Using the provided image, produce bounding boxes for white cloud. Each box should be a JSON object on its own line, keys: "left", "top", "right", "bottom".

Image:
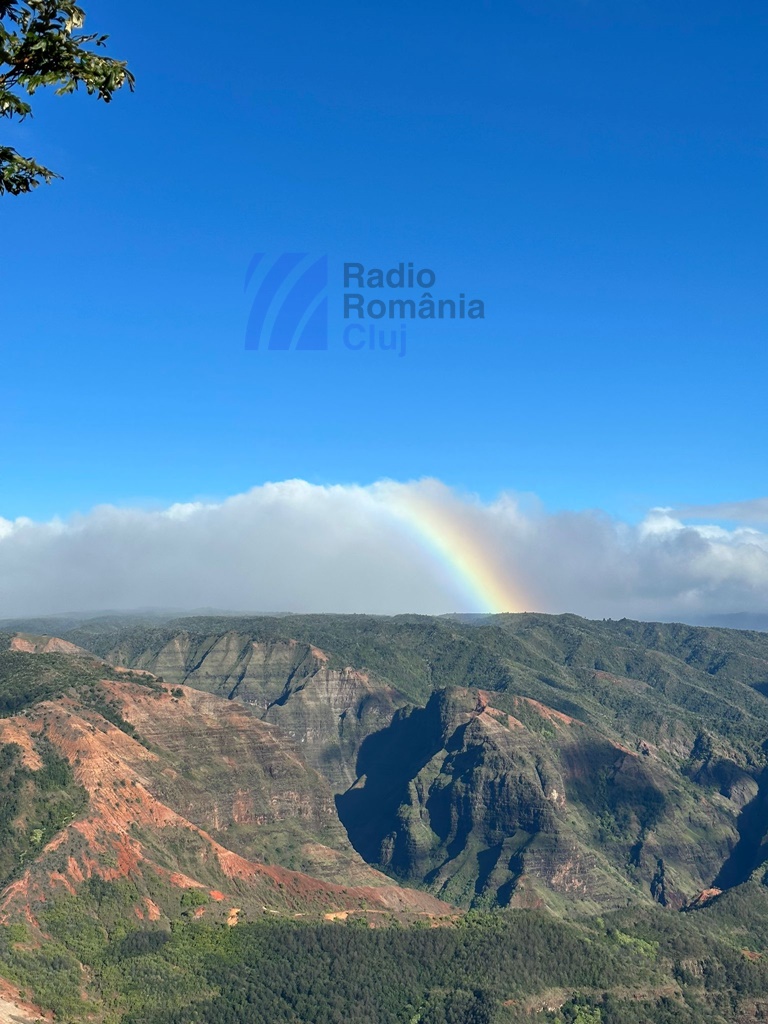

{"left": 673, "top": 499, "right": 768, "bottom": 524}
{"left": 1, "top": 480, "right": 768, "bottom": 621}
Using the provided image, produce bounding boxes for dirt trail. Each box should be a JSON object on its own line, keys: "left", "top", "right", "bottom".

{"left": 0, "top": 982, "right": 47, "bottom": 1024}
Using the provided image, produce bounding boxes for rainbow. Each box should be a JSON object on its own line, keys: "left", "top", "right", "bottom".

{"left": 389, "top": 489, "right": 526, "bottom": 614}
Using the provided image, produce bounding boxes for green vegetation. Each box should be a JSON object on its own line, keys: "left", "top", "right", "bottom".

{"left": 0, "top": 649, "right": 103, "bottom": 715}
{"left": 0, "top": 738, "right": 87, "bottom": 885}
{"left": 1, "top": 0, "right": 134, "bottom": 194}
{"left": 4, "top": 883, "right": 768, "bottom": 1023}
{"left": 0, "top": 643, "right": 161, "bottom": 724}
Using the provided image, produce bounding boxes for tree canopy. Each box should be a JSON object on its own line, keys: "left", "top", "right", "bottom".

{"left": 0, "top": 1, "right": 133, "bottom": 195}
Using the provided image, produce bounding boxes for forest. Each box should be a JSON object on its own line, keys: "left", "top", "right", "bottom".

{"left": 3, "top": 885, "right": 768, "bottom": 1023}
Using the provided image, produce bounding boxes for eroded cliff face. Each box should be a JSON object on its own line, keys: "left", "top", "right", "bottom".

{"left": 337, "top": 688, "right": 743, "bottom": 911}
{"left": 105, "top": 633, "right": 403, "bottom": 791}
{"left": 337, "top": 688, "right": 597, "bottom": 909}
{"left": 8, "top": 635, "right": 92, "bottom": 658}
{"left": 55, "top": 619, "right": 768, "bottom": 912}
{"left": 0, "top": 658, "right": 453, "bottom": 931}
{"left": 98, "top": 679, "right": 354, "bottom": 869}
{"left": 264, "top": 665, "right": 399, "bottom": 792}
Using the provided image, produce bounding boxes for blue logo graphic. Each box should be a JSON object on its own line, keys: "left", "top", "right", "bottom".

{"left": 244, "top": 253, "right": 328, "bottom": 350}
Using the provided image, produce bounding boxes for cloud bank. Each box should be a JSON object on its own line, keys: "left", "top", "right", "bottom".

{"left": 1, "top": 479, "right": 767, "bottom": 622}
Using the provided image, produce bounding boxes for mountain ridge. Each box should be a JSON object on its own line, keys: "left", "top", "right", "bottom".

{"left": 15, "top": 612, "right": 768, "bottom": 910}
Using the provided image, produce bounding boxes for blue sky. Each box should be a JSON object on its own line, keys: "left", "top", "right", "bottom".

{"left": 1, "top": 0, "right": 766, "bottom": 525}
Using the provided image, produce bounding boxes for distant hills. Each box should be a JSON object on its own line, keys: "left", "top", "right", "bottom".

{"left": 692, "top": 613, "right": 768, "bottom": 632}
{"left": 4, "top": 607, "right": 767, "bottom": 635}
